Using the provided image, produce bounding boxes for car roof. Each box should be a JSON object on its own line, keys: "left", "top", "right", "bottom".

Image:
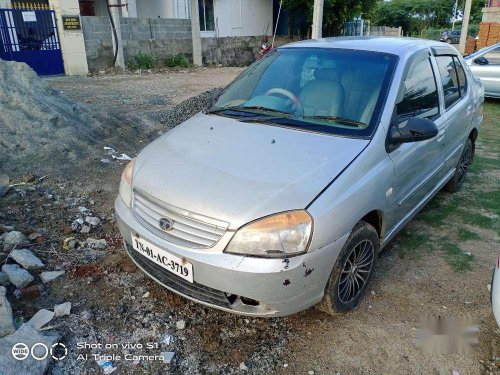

{"left": 281, "top": 36, "right": 449, "bottom": 57}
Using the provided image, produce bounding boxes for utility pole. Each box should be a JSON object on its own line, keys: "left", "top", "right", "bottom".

{"left": 311, "top": 0, "right": 324, "bottom": 39}
{"left": 109, "top": 0, "right": 125, "bottom": 69}
{"left": 458, "top": 0, "right": 473, "bottom": 54}
{"left": 190, "top": 0, "right": 203, "bottom": 66}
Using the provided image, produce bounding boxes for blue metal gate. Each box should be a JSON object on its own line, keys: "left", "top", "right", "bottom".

{"left": 0, "top": 8, "right": 64, "bottom": 75}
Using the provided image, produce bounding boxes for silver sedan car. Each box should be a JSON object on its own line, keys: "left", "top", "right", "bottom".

{"left": 465, "top": 42, "right": 500, "bottom": 98}
{"left": 115, "top": 37, "right": 484, "bottom": 317}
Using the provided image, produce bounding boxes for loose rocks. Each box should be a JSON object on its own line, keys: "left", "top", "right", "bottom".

{"left": 10, "top": 249, "right": 44, "bottom": 270}
{"left": 1, "top": 264, "right": 34, "bottom": 288}
{"left": 0, "top": 286, "right": 15, "bottom": 337}
{"left": 2, "top": 231, "right": 28, "bottom": 252}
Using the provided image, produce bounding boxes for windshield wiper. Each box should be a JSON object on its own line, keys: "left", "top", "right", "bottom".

{"left": 300, "top": 115, "right": 366, "bottom": 128}
{"left": 207, "top": 106, "right": 292, "bottom": 117}
{"left": 231, "top": 106, "right": 292, "bottom": 116}
{"left": 237, "top": 116, "right": 284, "bottom": 124}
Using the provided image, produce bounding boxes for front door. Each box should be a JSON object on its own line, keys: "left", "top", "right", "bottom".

{"left": 387, "top": 51, "right": 446, "bottom": 229}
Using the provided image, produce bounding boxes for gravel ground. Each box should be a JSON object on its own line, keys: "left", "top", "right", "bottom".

{"left": 1, "top": 67, "right": 499, "bottom": 375}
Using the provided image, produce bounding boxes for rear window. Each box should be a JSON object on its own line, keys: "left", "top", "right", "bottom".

{"left": 435, "top": 56, "right": 460, "bottom": 109}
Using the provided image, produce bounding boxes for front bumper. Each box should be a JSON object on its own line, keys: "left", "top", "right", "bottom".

{"left": 114, "top": 196, "right": 348, "bottom": 317}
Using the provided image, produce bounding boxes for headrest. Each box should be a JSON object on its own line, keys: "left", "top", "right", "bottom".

{"left": 314, "top": 68, "right": 340, "bottom": 82}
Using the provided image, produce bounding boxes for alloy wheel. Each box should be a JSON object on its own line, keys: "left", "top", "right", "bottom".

{"left": 338, "top": 239, "right": 375, "bottom": 304}
{"left": 457, "top": 143, "right": 472, "bottom": 186}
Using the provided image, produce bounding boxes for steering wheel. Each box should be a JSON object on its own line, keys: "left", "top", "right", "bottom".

{"left": 265, "top": 88, "right": 304, "bottom": 115}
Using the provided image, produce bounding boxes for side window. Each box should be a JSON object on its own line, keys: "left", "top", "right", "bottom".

{"left": 435, "top": 56, "right": 460, "bottom": 109}
{"left": 396, "top": 58, "right": 439, "bottom": 122}
{"left": 453, "top": 57, "right": 467, "bottom": 97}
{"left": 484, "top": 46, "right": 500, "bottom": 65}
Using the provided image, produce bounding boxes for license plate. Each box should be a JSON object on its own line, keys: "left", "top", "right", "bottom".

{"left": 131, "top": 235, "right": 193, "bottom": 283}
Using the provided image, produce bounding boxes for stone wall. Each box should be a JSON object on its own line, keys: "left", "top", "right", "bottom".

{"left": 202, "top": 36, "right": 300, "bottom": 66}
{"left": 369, "top": 26, "right": 402, "bottom": 37}
{"left": 81, "top": 16, "right": 300, "bottom": 72}
{"left": 81, "top": 17, "right": 114, "bottom": 72}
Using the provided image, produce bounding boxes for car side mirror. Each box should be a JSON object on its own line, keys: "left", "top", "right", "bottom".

{"left": 474, "top": 56, "right": 489, "bottom": 65}
{"left": 388, "top": 117, "right": 438, "bottom": 146}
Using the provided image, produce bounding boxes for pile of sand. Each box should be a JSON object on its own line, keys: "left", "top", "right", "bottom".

{"left": 0, "top": 60, "right": 138, "bottom": 176}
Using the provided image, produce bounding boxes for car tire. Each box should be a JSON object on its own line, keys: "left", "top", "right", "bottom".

{"left": 317, "top": 221, "right": 379, "bottom": 316}
{"left": 444, "top": 138, "right": 473, "bottom": 193}
{"left": 446, "top": 38, "right": 452, "bottom": 44}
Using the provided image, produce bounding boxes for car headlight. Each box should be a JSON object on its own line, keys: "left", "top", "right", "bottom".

{"left": 119, "top": 159, "right": 135, "bottom": 207}
{"left": 225, "top": 210, "right": 313, "bottom": 258}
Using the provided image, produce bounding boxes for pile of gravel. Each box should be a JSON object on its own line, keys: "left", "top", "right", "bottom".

{"left": 0, "top": 60, "right": 138, "bottom": 177}
{"left": 150, "top": 88, "right": 222, "bottom": 128}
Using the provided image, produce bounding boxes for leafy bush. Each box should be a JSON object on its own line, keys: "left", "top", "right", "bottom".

{"left": 165, "top": 54, "right": 190, "bottom": 68}
{"left": 127, "top": 52, "right": 157, "bottom": 70}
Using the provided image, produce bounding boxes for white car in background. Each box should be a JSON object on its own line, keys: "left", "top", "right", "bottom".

{"left": 492, "top": 255, "right": 500, "bottom": 326}
{"left": 464, "top": 43, "right": 500, "bottom": 98}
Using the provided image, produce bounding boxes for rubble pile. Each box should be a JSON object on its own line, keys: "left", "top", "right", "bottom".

{"left": 0, "top": 60, "right": 138, "bottom": 177}
{"left": 150, "top": 88, "right": 222, "bottom": 128}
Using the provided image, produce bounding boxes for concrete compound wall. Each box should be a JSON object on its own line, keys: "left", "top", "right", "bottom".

{"left": 81, "top": 16, "right": 300, "bottom": 72}
{"left": 369, "top": 26, "right": 402, "bottom": 37}
{"left": 482, "top": 7, "right": 500, "bottom": 23}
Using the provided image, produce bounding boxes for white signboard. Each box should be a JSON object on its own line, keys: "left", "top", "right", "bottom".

{"left": 22, "top": 11, "right": 37, "bottom": 22}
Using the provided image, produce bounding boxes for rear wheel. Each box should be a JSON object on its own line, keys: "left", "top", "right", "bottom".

{"left": 444, "top": 138, "right": 473, "bottom": 193}
{"left": 317, "top": 221, "right": 379, "bottom": 316}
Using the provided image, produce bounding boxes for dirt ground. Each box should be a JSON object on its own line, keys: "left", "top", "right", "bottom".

{"left": 47, "top": 67, "right": 243, "bottom": 129}
{"left": 1, "top": 67, "right": 499, "bottom": 374}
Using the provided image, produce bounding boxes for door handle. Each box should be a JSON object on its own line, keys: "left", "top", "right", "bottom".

{"left": 437, "top": 129, "right": 446, "bottom": 142}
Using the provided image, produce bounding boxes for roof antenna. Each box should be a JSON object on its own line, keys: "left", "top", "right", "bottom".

{"left": 272, "top": 0, "right": 283, "bottom": 48}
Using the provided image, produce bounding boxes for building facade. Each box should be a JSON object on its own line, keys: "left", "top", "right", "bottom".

{"left": 80, "top": 0, "right": 272, "bottom": 37}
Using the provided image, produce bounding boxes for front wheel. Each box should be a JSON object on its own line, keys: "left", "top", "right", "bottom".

{"left": 317, "top": 221, "right": 379, "bottom": 316}
{"left": 444, "top": 138, "right": 473, "bottom": 193}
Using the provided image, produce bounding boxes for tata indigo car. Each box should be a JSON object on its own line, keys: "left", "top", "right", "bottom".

{"left": 115, "top": 37, "right": 484, "bottom": 317}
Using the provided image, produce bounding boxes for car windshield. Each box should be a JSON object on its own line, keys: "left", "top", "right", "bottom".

{"left": 210, "top": 47, "right": 397, "bottom": 137}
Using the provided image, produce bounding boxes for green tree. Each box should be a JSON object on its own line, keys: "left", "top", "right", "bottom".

{"left": 282, "top": 0, "right": 379, "bottom": 36}
{"left": 371, "top": 0, "right": 484, "bottom": 36}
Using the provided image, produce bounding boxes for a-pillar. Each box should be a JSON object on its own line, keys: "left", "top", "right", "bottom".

{"left": 49, "top": 0, "right": 89, "bottom": 75}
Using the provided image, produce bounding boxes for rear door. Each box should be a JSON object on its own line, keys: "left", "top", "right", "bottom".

{"left": 387, "top": 49, "right": 446, "bottom": 228}
{"left": 433, "top": 53, "right": 471, "bottom": 172}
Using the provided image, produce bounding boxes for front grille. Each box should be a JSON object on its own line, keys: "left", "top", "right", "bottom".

{"left": 125, "top": 243, "right": 232, "bottom": 309}
{"left": 132, "top": 188, "right": 229, "bottom": 249}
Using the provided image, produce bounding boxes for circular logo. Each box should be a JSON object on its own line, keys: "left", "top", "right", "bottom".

{"left": 31, "top": 343, "right": 49, "bottom": 361}
{"left": 159, "top": 217, "right": 174, "bottom": 231}
{"left": 51, "top": 343, "right": 68, "bottom": 361}
{"left": 12, "top": 343, "right": 30, "bottom": 361}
